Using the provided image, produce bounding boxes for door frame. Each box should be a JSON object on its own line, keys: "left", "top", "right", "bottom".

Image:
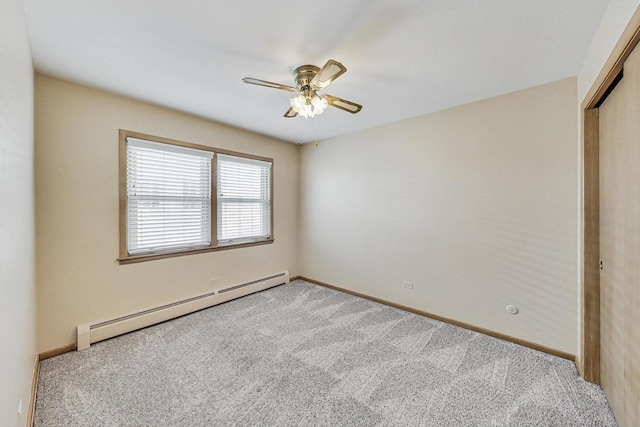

{"left": 580, "top": 5, "right": 640, "bottom": 383}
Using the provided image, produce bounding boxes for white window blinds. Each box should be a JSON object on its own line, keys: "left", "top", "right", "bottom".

{"left": 217, "top": 154, "right": 271, "bottom": 243}
{"left": 126, "top": 138, "right": 213, "bottom": 255}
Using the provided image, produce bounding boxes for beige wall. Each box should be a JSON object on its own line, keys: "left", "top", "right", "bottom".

{"left": 35, "top": 75, "right": 299, "bottom": 352}
{"left": 299, "top": 77, "right": 578, "bottom": 354}
{"left": 0, "top": 0, "right": 36, "bottom": 424}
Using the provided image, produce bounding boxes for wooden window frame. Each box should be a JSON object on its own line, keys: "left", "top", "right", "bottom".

{"left": 118, "top": 129, "right": 274, "bottom": 264}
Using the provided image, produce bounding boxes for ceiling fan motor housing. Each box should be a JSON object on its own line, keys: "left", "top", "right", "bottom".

{"left": 294, "top": 65, "right": 320, "bottom": 89}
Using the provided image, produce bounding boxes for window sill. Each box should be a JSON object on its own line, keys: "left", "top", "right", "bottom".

{"left": 118, "top": 238, "right": 274, "bottom": 265}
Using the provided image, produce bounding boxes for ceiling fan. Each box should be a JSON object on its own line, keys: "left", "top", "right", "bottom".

{"left": 243, "top": 59, "right": 362, "bottom": 118}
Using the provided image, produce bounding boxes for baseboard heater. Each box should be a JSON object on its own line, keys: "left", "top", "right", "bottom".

{"left": 76, "top": 271, "right": 289, "bottom": 351}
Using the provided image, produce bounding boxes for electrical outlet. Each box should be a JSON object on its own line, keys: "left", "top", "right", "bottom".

{"left": 209, "top": 277, "right": 219, "bottom": 286}
{"left": 402, "top": 281, "right": 413, "bottom": 289}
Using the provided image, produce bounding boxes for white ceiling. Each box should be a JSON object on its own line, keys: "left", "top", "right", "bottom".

{"left": 23, "top": 0, "right": 609, "bottom": 144}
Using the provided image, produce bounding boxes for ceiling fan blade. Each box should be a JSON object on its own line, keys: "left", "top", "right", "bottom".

{"left": 310, "top": 59, "right": 347, "bottom": 89}
{"left": 242, "top": 77, "right": 299, "bottom": 92}
{"left": 284, "top": 107, "right": 298, "bottom": 118}
{"left": 323, "top": 94, "right": 362, "bottom": 114}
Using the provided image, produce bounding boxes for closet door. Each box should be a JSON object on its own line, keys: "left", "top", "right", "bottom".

{"left": 598, "top": 36, "right": 640, "bottom": 427}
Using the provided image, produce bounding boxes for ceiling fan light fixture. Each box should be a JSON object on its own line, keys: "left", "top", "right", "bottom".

{"left": 290, "top": 92, "right": 328, "bottom": 118}
{"left": 312, "top": 96, "right": 328, "bottom": 114}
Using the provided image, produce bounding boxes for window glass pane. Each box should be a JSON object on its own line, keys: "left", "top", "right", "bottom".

{"left": 127, "top": 138, "right": 212, "bottom": 255}
{"left": 217, "top": 154, "right": 271, "bottom": 243}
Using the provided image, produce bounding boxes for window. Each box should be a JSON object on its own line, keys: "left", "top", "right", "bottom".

{"left": 217, "top": 154, "right": 272, "bottom": 243}
{"left": 125, "top": 138, "right": 213, "bottom": 255}
{"left": 119, "top": 130, "right": 273, "bottom": 263}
